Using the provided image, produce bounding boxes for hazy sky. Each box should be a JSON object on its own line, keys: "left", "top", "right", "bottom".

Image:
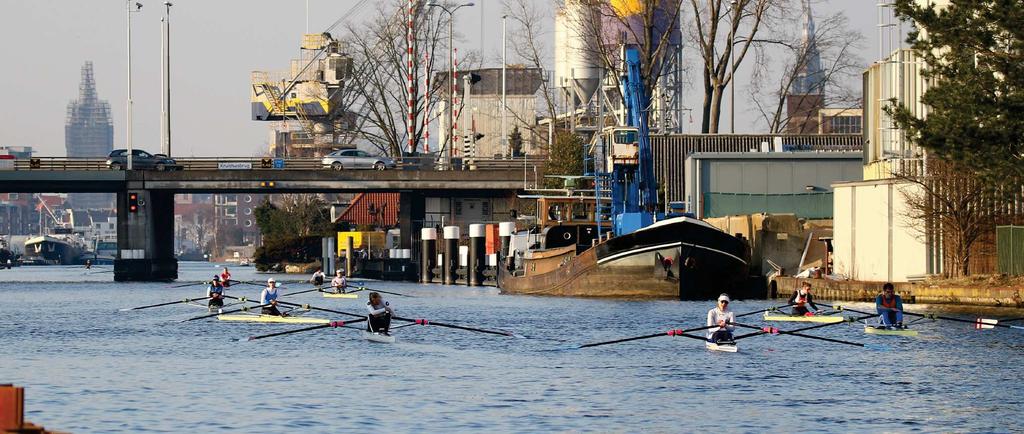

{"left": 0, "top": 0, "right": 886, "bottom": 157}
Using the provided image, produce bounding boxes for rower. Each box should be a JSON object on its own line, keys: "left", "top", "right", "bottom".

{"left": 330, "top": 270, "right": 347, "bottom": 294}
{"left": 207, "top": 275, "right": 225, "bottom": 309}
{"left": 788, "top": 282, "right": 821, "bottom": 316}
{"left": 310, "top": 268, "right": 326, "bottom": 287}
{"left": 875, "top": 282, "right": 905, "bottom": 329}
{"left": 706, "top": 294, "right": 735, "bottom": 343}
{"left": 366, "top": 292, "right": 394, "bottom": 335}
{"left": 260, "top": 277, "right": 285, "bottom": 316}
{"left": 220, "top": 267, "right": 232, "bottom": 288}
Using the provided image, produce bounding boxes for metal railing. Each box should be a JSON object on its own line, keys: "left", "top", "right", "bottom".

{"left": 8, "top": 156, "right": 547, "bottom": 172}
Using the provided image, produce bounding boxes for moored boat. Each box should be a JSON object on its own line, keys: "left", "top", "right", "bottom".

{"left": 24, "top": 230, "right": 87, "bottom": 265}
{"left": 499, "top": 213, "right": 750, "bottom": 300}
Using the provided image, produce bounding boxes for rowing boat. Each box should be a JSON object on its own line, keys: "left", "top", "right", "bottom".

{"left": 360, "top": 330, "right": 396, "bottom": 344}
{"left": 863, "top": 326, "right": 919, "bottom": 336}
{"left": 705, "top": 341, "right": 738, "bottom": 352}
{"left": 322, "top": 293, "right": 358, "bottom": 299}
{"left": 218, "top": 314, "right": 330, "bottom": 324}
{"left": 762, "top": 312, "right": 844, "bottom": 323}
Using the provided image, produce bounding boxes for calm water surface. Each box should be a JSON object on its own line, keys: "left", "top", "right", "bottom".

{"left": 2, "top": 262, "right": 1022, "bottom": 433}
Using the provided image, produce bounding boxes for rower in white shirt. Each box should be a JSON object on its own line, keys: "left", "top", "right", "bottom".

{"left": 706, "top": 293, "right": 736, "bottom": 343}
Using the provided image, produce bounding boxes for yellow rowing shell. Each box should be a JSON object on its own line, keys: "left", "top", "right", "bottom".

{"left": 864, "top": 326, "right": 919, "bottom": 336}
{"left": 762, "top": 312, "right": 844, "bottom": 323}
{"left": 217, "top": 314, "right": 330, "bottom": 324}
{"left": 322, "top": 293, "right": 358, "bottom": 299}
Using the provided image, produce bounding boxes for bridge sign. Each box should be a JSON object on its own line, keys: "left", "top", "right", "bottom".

{"left": 273, "top": 159, "right": 285, "bottom": 169}
{"left": 218, "top": 162, "right": 252, "bottom": 170}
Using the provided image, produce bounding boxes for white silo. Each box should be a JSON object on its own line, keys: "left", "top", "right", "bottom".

{"left": 556, "top": 0, "right": 602, "bottom": 106}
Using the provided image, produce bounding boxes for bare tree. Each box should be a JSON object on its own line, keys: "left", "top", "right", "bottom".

{"left": 503, "top": 0, "right": 559, "bottom": 120}
{"left": 686, "top": 0, "right": 789, "bottom": 133}
{"left": 895, "top": 158, "right": 1001, "bottom": 278}
{"left": 749, "top": 8, "right": 863, "bottom": 133}
{"left": 342, "top": 0, "right": 464, "bottom": 157}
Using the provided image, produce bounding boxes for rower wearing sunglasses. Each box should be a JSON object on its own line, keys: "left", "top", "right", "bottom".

{"left": 706, "top": 294, "right": 736, "bottom": 344}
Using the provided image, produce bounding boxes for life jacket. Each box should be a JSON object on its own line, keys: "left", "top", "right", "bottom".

{"left": 794, "top": 292, "right": 809, "bottom": 307}
{"left": 262, "top": 288, "right": 279, "bottom": 304}
{"left": 209, "top": 282, "right": 223, "bottom": 294}
{"left": 880, "top": 295, "right": 897, "bottom": 309}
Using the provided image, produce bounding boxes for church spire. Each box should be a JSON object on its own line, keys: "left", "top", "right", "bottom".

{"left": 793, "top": 0, "right": 824, "bottom": 95}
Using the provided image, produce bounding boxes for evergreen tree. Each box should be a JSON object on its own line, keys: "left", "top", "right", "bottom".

{"left": 544, "top": 131, "right": 585, "bottom": 189}
{"left": 890, "top": 0, "right": 1024, "bottom": 184}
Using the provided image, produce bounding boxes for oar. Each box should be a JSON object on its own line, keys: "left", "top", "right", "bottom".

{"left": 731, "top": 322, "right": 871, "bottom": 348}
{"left": 393, "top": 316, "right": 514, "bottom": 337}
{"left": 356, "top": 287, "right": 413, "bottom": 298}
{"left": 274, "top": 299, "right": 366, "bottom": 320}
{"left": 180, "top": 288, "right": 324, "bottom": 322}
{"left": 974, "top": 318, "right": 1024, "bottom": 331}
{"left": 244, "top": 318, "right": 368, "bottom": 341}
{"left": 738, "top": 302, "right": 796, "bottom": 318}
{"left": 227, "top": 280, "right": 265, "bottom": 288}
{"left": 579, "top": 324, "right": 721, "bottom": 348}
{"left": 835, "top": 304, "right": 1023, "bottom": 330}
{"left": 166, "top": 280, "right": 211, "bottom": 289}
{"left": 120, "top": 296, "right": 211, "bottom": 311}
{"left": 733, "top": 314, "right": 870, "bottom": 340}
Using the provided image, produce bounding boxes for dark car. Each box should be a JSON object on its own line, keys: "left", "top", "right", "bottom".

{"left": 106, "top": 149, "right": 180, "bottom": 171}
{"left": 321, "top": 149, "right": 397, "bottom": 170}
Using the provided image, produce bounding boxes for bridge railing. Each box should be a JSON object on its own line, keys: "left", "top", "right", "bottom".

{"left": 8, "top": 156, "right": 548, "bottom": 172}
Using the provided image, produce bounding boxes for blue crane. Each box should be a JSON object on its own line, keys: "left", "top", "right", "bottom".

{"left": 606, "top": 46, "right": 659, "bottom": 235}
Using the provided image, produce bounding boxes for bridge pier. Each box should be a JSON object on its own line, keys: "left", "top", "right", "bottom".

{"left": 114, "top": 189, "right": 177, "bottom": 281}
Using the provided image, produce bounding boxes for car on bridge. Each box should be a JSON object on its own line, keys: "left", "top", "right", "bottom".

{"left": 106, "top": 149, "right": 181, "bottom": 171}
{"left": 321, "top": 149, "right": 397, "bottom": 171}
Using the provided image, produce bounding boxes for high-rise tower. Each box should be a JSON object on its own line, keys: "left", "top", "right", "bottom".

{"left": 66, "top": 61, "right": 114, "bottom": 210}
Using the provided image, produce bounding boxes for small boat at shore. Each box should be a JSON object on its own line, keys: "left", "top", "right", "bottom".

{"left": 218, "top": 314, "right": 329, "bottom": 324}
{"left": 763, "top": 312, "right": 844, "bottom": 323}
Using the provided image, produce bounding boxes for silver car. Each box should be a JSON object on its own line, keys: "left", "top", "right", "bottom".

{"left": 321, "top": 149, "right": 397, "bottom": 171}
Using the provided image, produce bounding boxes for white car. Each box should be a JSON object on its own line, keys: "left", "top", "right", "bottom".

{"left": 321, "top": 149, "right": 397, "bottom": 171}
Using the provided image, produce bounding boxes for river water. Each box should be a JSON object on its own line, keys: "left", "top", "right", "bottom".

{"left": 2, "top": 262, "right": 1022, "bottom": 433}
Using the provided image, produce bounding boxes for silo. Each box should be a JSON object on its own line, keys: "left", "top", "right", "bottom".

{"left": 556, "top": 0, "right": 602, "bottom": 105}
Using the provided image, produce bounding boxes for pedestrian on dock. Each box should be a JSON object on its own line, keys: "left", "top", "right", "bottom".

{"left": 310, "top": 268, "right": 326, "bottom": 287}
{"left": 261, "top": 278, "right": 285, "bottom": 316}
{"left": 366, "top": 292, "right": 394, "bottom": 335}
{"left": 788, "top": 282, "right": 821, "bottom": 316}
{"left": 207, "top": 275, "right": 225, "bottom": 309}
{"left": 706, "top": 294, "right": 735, "bottom": 343}
{"left": 330, "top": 270, "right": 347, "bottom": 294}
{"left": 875, "top": 282, "right": 905, "bottom": 329}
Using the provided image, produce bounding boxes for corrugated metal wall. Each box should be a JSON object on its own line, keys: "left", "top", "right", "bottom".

{"left": 651, "top": 134, "right": 863, "bottom": 204}
{"left": 997, "top": 226, "right": 1024, "bottom": 276}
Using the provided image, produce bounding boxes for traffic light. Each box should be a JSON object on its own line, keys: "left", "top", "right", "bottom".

{"left": 128, "top": 192, "right": 139, "bottom": 213}
{"left": 469, "top": 73, "right": 482, "bottom": 85}
{"left": 473, "top": 133, "right": 485, "bottom": 142}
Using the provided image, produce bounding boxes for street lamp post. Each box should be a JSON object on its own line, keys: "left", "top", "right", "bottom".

{"left": 729, "top": 0, "right": 737, "bottom": 134}
{"left": 126, "top": 1, "right": 142, "bottom": 170}
{"left": 161, "top": 2, "right": 173, "bottom": 157}
{"left": 427, "top": 1, "right": 475, "bottom": 170}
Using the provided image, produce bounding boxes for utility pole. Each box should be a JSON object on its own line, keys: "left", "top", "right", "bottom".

{"left": 501, "top": 14, "right": 508, "bottom": 158}
{"left": 427, "top": 1, "right": 475, "bottom": 170}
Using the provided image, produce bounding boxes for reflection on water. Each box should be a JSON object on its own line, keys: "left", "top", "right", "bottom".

{"left": 2, "top": 262, "right": 1022, "bottom": 432}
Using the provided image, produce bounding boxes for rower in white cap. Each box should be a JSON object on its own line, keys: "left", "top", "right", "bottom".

{"left": 706, "top": 293, "right": 736, "bottom": 343}
{"left": 260, "top": 277, "right": 286, "bottom": 316}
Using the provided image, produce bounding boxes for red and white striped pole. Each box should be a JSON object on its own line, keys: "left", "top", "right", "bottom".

{"left": 406, "top": 0, "right": 416, "bottom": 154}
{"left": 422, "top": 52, "right": 431, "bottom": 152}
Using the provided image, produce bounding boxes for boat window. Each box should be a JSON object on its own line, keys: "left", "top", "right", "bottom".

{"left": 613, "top": 130, "right": 638, "bottom": 144}
{"left": 572, "top": 203, "right": 590, "bottom": 221}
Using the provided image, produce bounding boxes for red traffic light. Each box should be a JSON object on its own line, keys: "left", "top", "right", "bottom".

{"left": 128, "top": 192, "right": 140, "bottom": 213}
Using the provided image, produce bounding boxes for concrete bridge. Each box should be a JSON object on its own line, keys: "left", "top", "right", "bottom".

{"left": 0, "top": 160, "right": 533, "bottom": 281}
